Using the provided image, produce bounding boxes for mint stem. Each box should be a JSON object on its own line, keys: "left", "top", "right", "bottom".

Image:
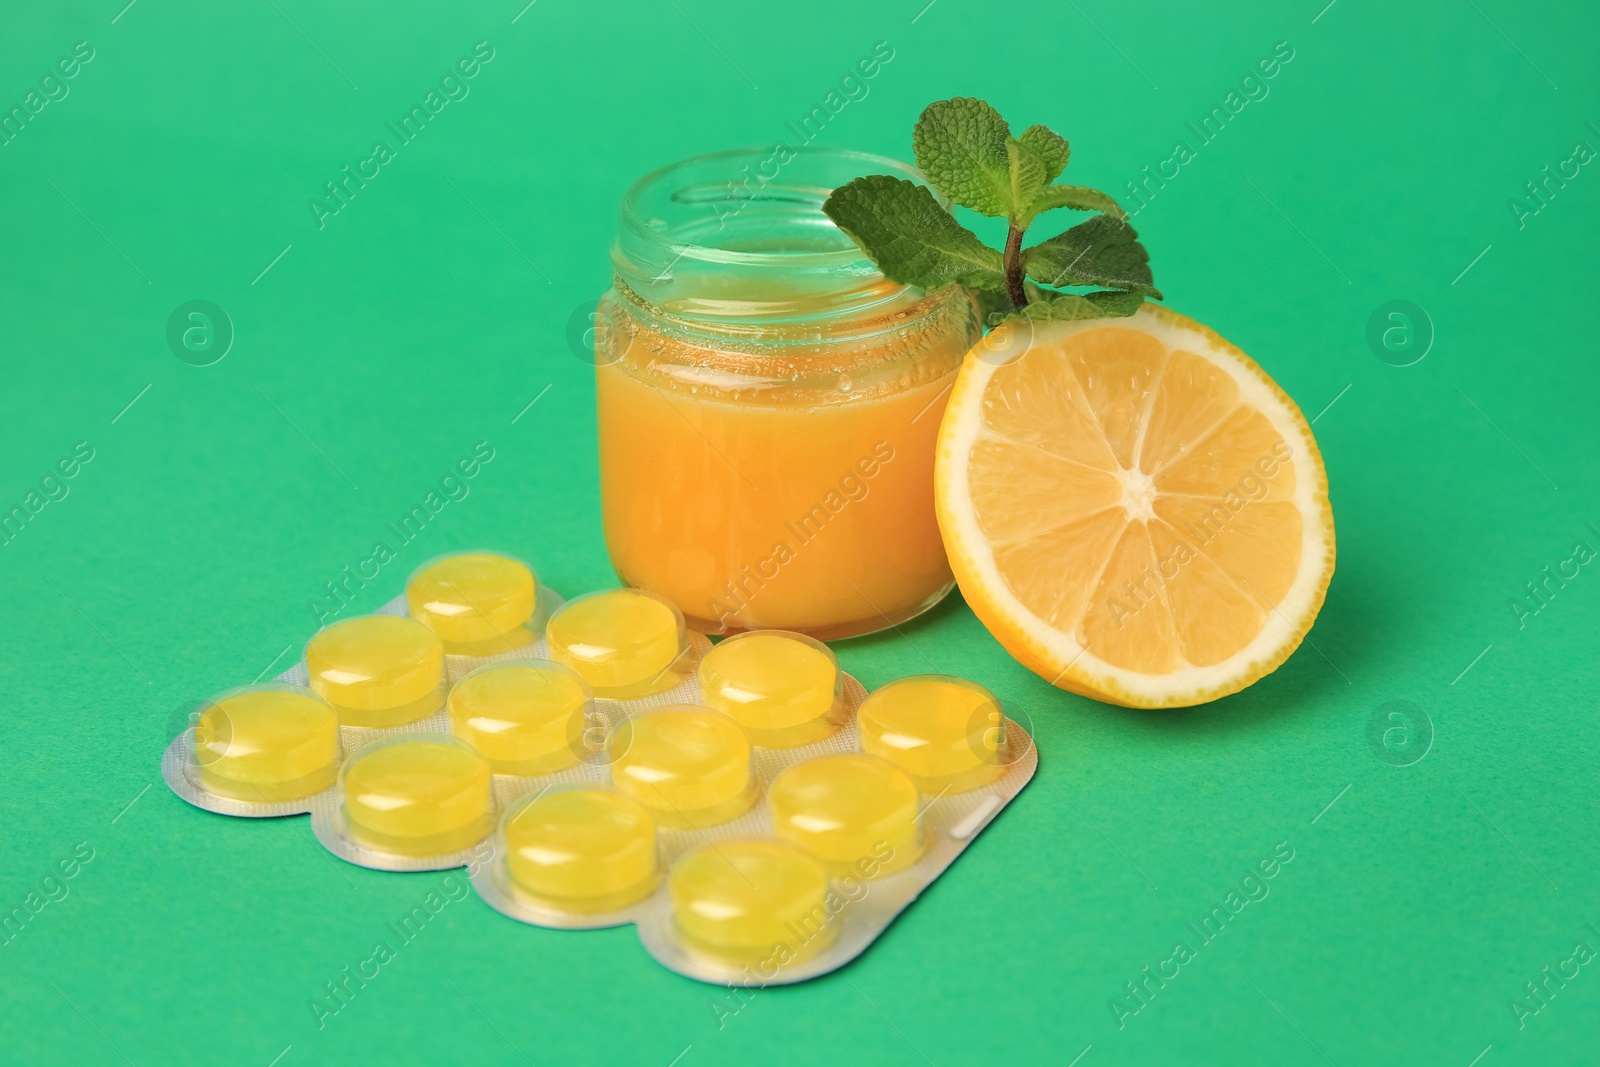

{"left": 1002, "top": 223, "right": 1027, "bottom": 308}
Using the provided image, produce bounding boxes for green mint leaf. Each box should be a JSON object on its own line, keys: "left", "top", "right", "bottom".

{"left": 1022, "top": 214, "right": 1162, "bottom": 298}
{"left": 1003, "top": 288, "right": 1146, "bottom": 324}
{"left": 1006, "top": 137, "right": 1048, "bottom": 222}
{"left": 1018, "top": 124, "right": 1070, "bottom": 182}
{"left": 1019, "top": 184, "right": 1126, "bottom": 226}
{"left": 974, "top": 287, "right": 1015, "bottom": 325}
{"left": 1082, "top": 288, "right": 1147, "bottom": 316}
{"left": 823, "top": 96, "right": 1160, "bottom": 323}
{"left": 912, "top": 97, "right": 1014, "bottom": 218}
{"left": 822, "top": 175, "right": 1006, "bottom": 292}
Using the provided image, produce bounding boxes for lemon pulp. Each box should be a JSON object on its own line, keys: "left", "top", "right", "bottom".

{"left": 935, "top": 305, "right": 1335, "bottom": 707}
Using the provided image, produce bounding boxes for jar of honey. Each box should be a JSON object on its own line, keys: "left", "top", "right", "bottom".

{"left": 594, "top": 148, "right": 981, "bottom": 640}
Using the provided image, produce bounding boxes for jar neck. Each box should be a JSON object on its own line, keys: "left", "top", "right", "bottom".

{"left": 599, "top": 281, "right": 976, "bottom": 402}
{"left": 611, "top": 147, "right": 944, "bottom": 345}
{"left": 609, "top": 274, "right": 952, "bottom": 348}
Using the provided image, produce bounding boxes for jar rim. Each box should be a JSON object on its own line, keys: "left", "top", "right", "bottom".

{"left": 618, "top": 146, "right": 927, "bottom": 269}
{"left": 612, "top": 147, "right": 946, "bottom": 330}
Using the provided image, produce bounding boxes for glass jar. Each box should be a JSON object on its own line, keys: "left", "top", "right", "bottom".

{"left": 593, "top": 148, "right": 981, "bottom": 641}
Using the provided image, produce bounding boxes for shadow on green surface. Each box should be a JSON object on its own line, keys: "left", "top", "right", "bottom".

{"left": 832, "top": 562, "right": 1385, "bottom": 745}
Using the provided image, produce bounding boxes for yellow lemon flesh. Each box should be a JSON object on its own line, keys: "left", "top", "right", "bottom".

{"left": 935, "top": 304, "right": 1335, "bottom": 708}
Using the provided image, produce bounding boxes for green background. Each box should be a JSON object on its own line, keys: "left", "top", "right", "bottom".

{"left": 3, "top": 0, "right": 1597, "bottom": 1063}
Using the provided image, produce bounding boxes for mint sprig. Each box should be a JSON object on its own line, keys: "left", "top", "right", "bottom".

{"left": 824, "top": 97, "right": 1162, "bottom": 326}
{"left": 822, "top": 176, "right": 1004, "bottom": 292}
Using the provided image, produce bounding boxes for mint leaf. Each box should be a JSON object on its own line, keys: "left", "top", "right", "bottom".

{"left": 1082, "top": 289, "right": 1146, "bottom": 316}
{"left": 1019, "top": 124, "right": 1070, "bottom": 182}
{"left": 824, "top": 97, "right": 1160, "bottom": 321}
{"left": 1009, "top": 126, "right": 1072, "bottom": 220}
{"left": 974, "top": 287, "right": 1015, "bottom": 325}
{"left": 1011, "top": 288, "right": 1146, "bottom": 323}
{"left": 912, "top": 98, "right": 1013, "bottom": 218}
{"left": 823, "top": 175, "right": 1005, "bottom": 292}
{"left": 1019, "top": 184, "right": 1126, "bottom": 226}
{"left": 1022, "top": 215, "right": 1161, "bottom": 297}
{"left": 1006, "top": 138, "right": 1048, "bottom": 222}
{"left": 1014, "top": 292, "right": 1100, "bottom": 322}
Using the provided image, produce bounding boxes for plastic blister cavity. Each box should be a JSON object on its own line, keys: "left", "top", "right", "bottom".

{"left": 545, "top": 588, "right": 704, "bottom": 698}
{"left": 767, "top": 754, "right": 926, "bottom": 877}
{"left": 330, "top": 734, "right": 495, "bottom": 860}
{"left": 501, "top": 787, "right": 660, "bottom": 915}
{"left": 471, "top": 639, "right": 1036, "bottom": 986}
{"left": 407, "top": 550, "right": 545, "bottom": 656}
{"left": 161, "top": 559, "right": 1036, "bottom": 985}
{"left": 857, "top": 675, "right": 1012, "bottom": 795}
{"left": 611, "top": 706, "right": 759, "bottom": 829}
{"left": 447, "top": 660, "right": 593, "bottom": 775}
{"left": 161, "top": 551, "right": 565, "bottom": 819}
{"left": 306, "top": 615, "right": 446, "bottom": 728}
{"left": 194, "top": 685, "right": 341, "bottom": 802}
{"left": 697, "top": 630, "right": 848, "bottom": 747}
{"left": 669, "top": 839, "right": 837, "bottom": 967}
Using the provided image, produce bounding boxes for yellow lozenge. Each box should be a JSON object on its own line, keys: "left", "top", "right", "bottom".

{"left": 407, "top": 552, "right": 537, "bottom": 655}
{"left": 342, "top": 737, "right": 493, "bottom": 856}
{"left": 306, "top": 615, "right": 444, "bottom": 727}
{"left": 448, "top": 660, "right": 591, "bottom": 775}
{"left": 546, "top": 589, "right": 690, "bottom": 698}
{"left": 610, "top": 707, "right": 755, "bottom": 829}
{"left": 768, "top": 755, "right": 924, "bottom": 876}
{"left": 669, "top": 839, "right": 836, "bottom": 966}
{"left": 698, "top": 631, "right": 843, "bottom": 747}
{"left": 856, "top": 675, "right": 1009, "bottom": 794}
{"left": 504, "top": 789, "right": 658, "bottom": 912}
{"left": 194, "top": 686, "right": 341, "bottom": 802}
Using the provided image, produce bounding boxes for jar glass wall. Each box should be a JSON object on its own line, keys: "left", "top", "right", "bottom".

{"left": 595, "top": 148, "right": 981, "bottom": 640}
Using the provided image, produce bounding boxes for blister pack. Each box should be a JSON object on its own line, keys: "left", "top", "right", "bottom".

{"left": 161, "top": 551, "right": 1036, "bottom": 985}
